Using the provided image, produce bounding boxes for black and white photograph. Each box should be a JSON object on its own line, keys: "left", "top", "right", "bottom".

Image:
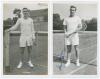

{"left": 53, "top": 2, "right": 97, "bottom": 75}
{"left": 1, "top": 0, "right": 100, "bottom": 78}
{"left": 3, "top": 2, "right": 48, "bottom": 75}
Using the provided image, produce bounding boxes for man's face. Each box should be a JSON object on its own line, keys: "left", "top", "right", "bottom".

{"left": 23, "top": 9, "right": 29, "bottom": 17}
{"left": 70, "top": 7, "right": 76, "bottom": 16}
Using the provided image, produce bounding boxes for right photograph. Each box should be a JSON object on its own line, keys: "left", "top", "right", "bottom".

{"left": 53, "top": 2, "right": 97, "bottom": 75}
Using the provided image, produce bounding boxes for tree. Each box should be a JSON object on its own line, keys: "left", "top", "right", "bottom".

{"left": 85, "top": 18, "right": 97, "bottom": 31}
{"left": 53, "top": 14, "right": 63, "bottom": 30}
{"left": 3, "top": 18, "right": 13, "bottom": 30}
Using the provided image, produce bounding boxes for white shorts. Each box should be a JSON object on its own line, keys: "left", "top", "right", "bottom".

{"left": 65, "top": 33, "right": 79, "bottom": 45}
{"left": 19, "top": 35, "right": 34, "bottom": 47}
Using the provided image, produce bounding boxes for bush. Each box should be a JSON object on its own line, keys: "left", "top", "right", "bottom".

{"left": 53, "top": 14, "right": 63, "bottom": 30}
{"left": 85, "top": 18, "right": 97, "bottom": 31}
{"left": 3, "top": 18, "right": 13, "bottom": 30}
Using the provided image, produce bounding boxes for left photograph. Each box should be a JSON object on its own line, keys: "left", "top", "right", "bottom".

{"left": 3, "top": 3, "right": 48, "bottom": 75}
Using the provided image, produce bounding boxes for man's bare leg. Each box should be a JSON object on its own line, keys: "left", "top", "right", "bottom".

{"left": 27, "top": 46, "right": 32, "bottom": 61}
{"left": 65, "top": 45, "right": 72, "bottom": 67}
{"left": 17, "top": 47, "right": 25, "bottom": 68}
{"left": 74, "top": 45, "right": 80, "bottom": 66}
{"left": 27, "top": 46, "right": 34, "bottom": 67}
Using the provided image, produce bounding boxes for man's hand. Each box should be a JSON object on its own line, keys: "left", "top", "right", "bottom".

{"left": 5, "top": 29, "right": 11, "bottom": 33}
{"left": 65, "top": 32, "right": 70, "bottom": 38}
{"left": 32, "top": 35, "right": 37, "bottom": 46}
{"left": 32, "top": 32, "right": 38, "bottom": 46}
{"left": 65, "top": 31, "right": 77, "bottom": 38}
{"left": 35, "top": 31, "right": 38, "bottom": 36}
{"left": 33, "top": 38, "right": 37, "bottom": 46}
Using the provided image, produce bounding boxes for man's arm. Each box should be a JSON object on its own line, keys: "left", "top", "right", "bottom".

{"left": 67, "top": 19, "right": 82, "bottom": 37}
{"left": 7, "top": 19, "right": 20, "bottom": 32}
{"left": 67, "top": 24, "right": 82, "bottom": 37}
{"left": 31, "top": 20, "right": 37, "bottom": 45}
{"left": 63, "top": 18, "right": 67, "bottom": 33}
{"left": 31, "top": 20, "right": 36, "bottom": 39}
{"left": 63, "top": 18, "right": 72, "bottom": 38}
{"left": 64, "top": 25, "right": 67, "bottom": 33}
{"left": 77, "top": 24, "right": 82, "bottom": 31}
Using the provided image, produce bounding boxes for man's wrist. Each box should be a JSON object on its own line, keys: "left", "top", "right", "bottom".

{"left": 7, "top": 29, "right": 11, "bottom": 32}
{"left": 9, "top": 29, "right": 11, "bottom": 31}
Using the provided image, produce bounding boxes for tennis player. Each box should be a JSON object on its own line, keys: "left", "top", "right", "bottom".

{"left": 7, "top": 8, "right": 36, "bottom": 68}
{"left": 63, "top": 5, "right": 82, "bottom": 67}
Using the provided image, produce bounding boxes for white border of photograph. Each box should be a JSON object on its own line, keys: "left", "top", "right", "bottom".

{"left": 0, "top": 0, "right": 3, "bottom": 77}
{"left": 0, "top": 0, "right": 100, "bottom": 79}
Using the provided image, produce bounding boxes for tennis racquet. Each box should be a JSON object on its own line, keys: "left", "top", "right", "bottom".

{"left": 59, "top": 32, "right": 66, "bottom": 70}
{"left": 33, "top": 31, "right": 38, "bottom": 46}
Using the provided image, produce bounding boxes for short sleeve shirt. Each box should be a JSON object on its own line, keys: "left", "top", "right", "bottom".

{"left": 63, "top": 16, "right": 82, "bottom": 33}
{"left": 17, "top": 18, "right": 34, "bottom": 36}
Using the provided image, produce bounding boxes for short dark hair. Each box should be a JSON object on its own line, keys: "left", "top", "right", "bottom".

{"left": 13, "top": 8, "right": 21, "bottom": 14}
{"left": 22, "top": 8, "right": 30, "bottom": 12}
{"left": 70, "top": 5, "right": 77, "bottom": 11}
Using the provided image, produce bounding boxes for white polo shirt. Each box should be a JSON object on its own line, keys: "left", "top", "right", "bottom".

{"left": 63, "top": 15, "right": 82, "bottom": 34}
{"left": 10, "top": 17, "right": 35, "bottom": 37}
{"left": 19, "top": 18, "right": 34, "bottom": 36}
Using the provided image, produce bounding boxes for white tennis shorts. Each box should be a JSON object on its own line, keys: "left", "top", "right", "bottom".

{"left": 19, "top": 35, "right": 34, "bottom": 47}
{"left": 65, "top": 33, "right": 79, "bottom": 45}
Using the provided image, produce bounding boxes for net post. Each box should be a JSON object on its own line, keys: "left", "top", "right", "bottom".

{"left": 4, "top": 31, "right": 10, "bottom": 72}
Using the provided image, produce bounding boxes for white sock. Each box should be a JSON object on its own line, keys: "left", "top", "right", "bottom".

{"left": 76, "top": 59, "right": 79, "bottom": 62}
{"left": 67, "top": 59, "right": 70, "bottom": 62}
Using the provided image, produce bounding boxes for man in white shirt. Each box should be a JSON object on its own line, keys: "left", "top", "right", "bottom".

{"left": 7, "top": 8, "right": 36, "bottom": 68}
{"left": 63, "top": 5, "right": 82, "bottom": 66}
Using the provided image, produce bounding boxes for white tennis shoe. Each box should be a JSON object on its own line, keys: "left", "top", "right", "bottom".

{"left": 17, "top": 61, "right": 23, "bottom": 69}
{"left": 65, "top": 60, "right": 71, "bottom": 67}
{"left": 27, "top": 61, "right": 34, "bottom": 68}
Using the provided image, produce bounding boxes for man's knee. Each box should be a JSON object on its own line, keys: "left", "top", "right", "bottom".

{"left": 67, "top": 45, "right": 72, "bottom": 53}
{"left": 67, "top": 49, "right": 71, "bottom": 53}
{"left": 27, "top": 46, "right": 32, "bottom": 52}
{"left": 74, "top": 45, "right": 79, "bottom": 51}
